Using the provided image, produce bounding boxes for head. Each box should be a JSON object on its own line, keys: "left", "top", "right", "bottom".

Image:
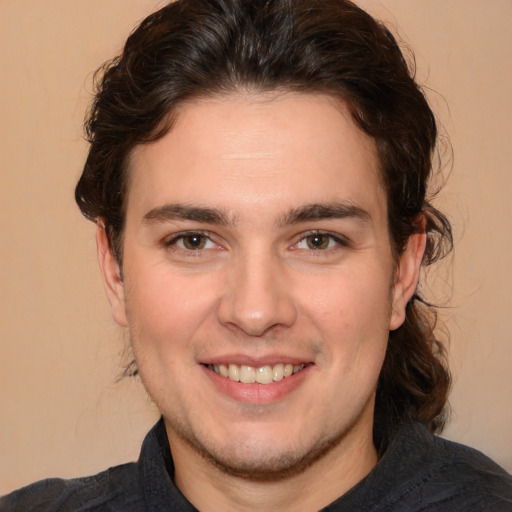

{"left": 76, "top": 0, "right": 452, "bottom": 460}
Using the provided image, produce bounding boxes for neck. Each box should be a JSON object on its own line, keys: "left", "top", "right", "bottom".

{"left": 169, "top": 420, "right": 378, "bottom": 512}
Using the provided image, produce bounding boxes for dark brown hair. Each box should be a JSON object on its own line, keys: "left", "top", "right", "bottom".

{"left": 76, "top": 0, "right": 452, "bottom": 452}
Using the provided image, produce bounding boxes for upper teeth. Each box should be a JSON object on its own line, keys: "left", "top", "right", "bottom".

{"left": 208, "top": 363, "right": 305, "bottom": 384}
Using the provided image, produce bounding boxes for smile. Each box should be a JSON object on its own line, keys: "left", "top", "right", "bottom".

{"left": 206, "top": 363, "right": 306, "bottom": 384}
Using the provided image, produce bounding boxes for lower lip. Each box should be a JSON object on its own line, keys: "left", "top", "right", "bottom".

{"left": 201, "top": 365, "right": 311, "bottom": 404}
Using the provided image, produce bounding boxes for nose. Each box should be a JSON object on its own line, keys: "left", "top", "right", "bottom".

{"left": 217, "top": 250, "right": 297, "bottom": 337}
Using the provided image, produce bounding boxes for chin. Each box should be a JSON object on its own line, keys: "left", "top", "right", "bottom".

{"left": 171, "top": 419, "right": 349, "bottom": 482}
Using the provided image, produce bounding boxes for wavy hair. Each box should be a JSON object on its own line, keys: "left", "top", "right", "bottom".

{"left": 75, "top": 0, "right": 453, "bottom": 452}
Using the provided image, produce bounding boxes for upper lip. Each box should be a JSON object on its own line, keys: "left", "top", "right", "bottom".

{"left": 201, "top": 354, "right": 313, "bottom": 367}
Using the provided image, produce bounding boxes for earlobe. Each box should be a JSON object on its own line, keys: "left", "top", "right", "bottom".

{"left": 96, "top": 222, "right": 128, "bottom": 327}
{"left": 389, "top": 229, "right": 426, "bottom": 331}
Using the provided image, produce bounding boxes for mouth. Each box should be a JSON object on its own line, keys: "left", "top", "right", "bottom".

{"left": 205, "top": 363, "right": 306, "bottom": 385}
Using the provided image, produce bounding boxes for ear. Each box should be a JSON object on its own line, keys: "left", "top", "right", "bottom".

{"left": 96, "top": 222, "right": 128, "bottom": 327}
{"left": 389, "top": 223, "right": 426, "bottom": 331}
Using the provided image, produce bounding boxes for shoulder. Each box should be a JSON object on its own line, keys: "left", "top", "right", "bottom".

{"left": 0, "top": 419, "right": 190, "bottom": 512}
{"left": 428, "top": 430, "right": 512, "bottom": 508}
{"left": 331, "top": 422, "right": 512, "bottom": 512}
{"left": 389, "top": 422, "right": 512, "bottom": 511}
{"left": 0, "top": 462, "right": 145, "bottom": 512}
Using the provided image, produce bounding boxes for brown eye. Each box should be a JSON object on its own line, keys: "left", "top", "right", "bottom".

{"left": 165, "top": 231, "right": 218, "bottom": 253}
{"left": 295, "top": 232, "right": 346, "bottom": 252}
{"left": 182, "top": 234, "right": 207, "bottom": 250}
{"left": 306, "top": 233, "right": 331, "bottom": 250}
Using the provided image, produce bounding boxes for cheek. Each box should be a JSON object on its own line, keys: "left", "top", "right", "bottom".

{"left": 123, "top": 265, "right": 218, "bottom": 347}
{"left": 298, "top": 264, "right": 393, "bottom": 375}
{"left": 300, "top": 264, "right": 393, "bottom": 328}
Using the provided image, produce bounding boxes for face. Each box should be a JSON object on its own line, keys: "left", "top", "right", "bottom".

{"left": 98, "top": 92, "right": 423, "bottom": 481}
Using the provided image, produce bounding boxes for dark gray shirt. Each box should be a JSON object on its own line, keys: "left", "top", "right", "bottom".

{"left": 2, "top": 419, "right": 511, "bottom": 511}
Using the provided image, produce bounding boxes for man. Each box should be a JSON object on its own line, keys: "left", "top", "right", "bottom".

{"left": 2, "top": 0, "right": 511, "bottom": 510}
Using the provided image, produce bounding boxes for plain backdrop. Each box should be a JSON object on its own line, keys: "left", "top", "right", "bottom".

{"left": 1, "top": 0, "right": 511, "bottom": 494}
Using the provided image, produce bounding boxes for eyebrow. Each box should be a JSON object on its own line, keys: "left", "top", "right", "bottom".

{"left": 142, "top": 201, "right": 371, "bottom": 227}
{"left": 278, "top": 202, "right": 372, "bottom": 227}
{"left": 142, "top": 204, "right": 232, "bottom": 225}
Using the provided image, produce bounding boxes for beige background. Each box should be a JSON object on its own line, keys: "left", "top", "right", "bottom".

{"left": 1, "top": 0, "right": 511, "bottom": 494}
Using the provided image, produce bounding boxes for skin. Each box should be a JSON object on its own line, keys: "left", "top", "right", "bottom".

{"left": 97, "top": 92, "right": 425, "bottom": 511}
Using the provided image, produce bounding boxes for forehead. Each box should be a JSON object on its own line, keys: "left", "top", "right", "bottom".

{"left": 126, "top": 92, "right": 385, "bottom": 223}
